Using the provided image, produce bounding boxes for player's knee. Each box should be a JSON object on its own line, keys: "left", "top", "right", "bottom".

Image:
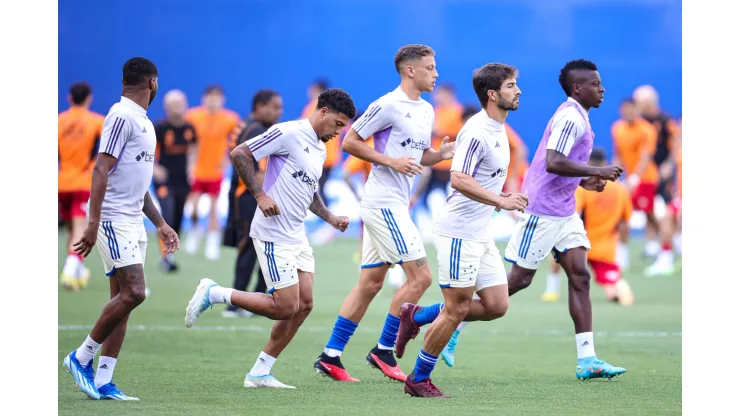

{"left": 569, "top": 267, "right": 591, "bottom": 292}
{"left": 274, "top": 302, "right": 300, "bottom": 320}
{"left": 121, "top": 289, "right": 146, "bottom": 308}
{"left": 444, "top": 298, "right": 471, "bottom": 322}
{"left": 509, "top": 268, "right": 535, "bottom": 290}
{"left": 406, "top": 264, "right": 432, "bottom": 293}
{"left": 299, "top": 298, "right": 314, "bottom": 316}
{"left": 483, "top": 298, "right": 508, "bottom": 321}
{"left": 360, "top": 272, "right": 385, "bottom": 295}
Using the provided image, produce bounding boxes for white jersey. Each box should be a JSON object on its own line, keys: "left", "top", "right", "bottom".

{"left": 94, "top": 97, "right": 157, "bottom": 222}
{"left": 247, "top": 119, "right": 327, "bottom": 245}
{"left": 352, "top": 86, "right": 434, "bottom": 209}
{"left": 434, "top": 110, "right": 511, "bottom": 242}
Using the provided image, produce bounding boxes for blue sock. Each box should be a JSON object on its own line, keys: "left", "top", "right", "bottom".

{"left": 326, "top": 316, "right": 358, "bottom": 352}
{"left": 378, "top": 313, "right": 401, "bottom": 349}
{"left": 413, "top": 303, "right": 444, "bottom": 325}
{"left": 413, "top": 349, "right": 438, "bottom": 382}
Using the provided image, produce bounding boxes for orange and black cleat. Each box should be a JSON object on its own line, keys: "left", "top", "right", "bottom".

{"left": 314, "top": 353, "right": 360, "bottom": 382}
{"left": 366, "top": 346, "right": 407, "bottom": 382}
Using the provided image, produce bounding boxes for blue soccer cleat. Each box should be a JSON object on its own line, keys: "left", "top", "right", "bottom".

{"left": 441, "top": 330, "right": 460, "bottom": 367}
{"left": 185, "top": 278, "right": 218, "bottom": 328}
{"left": 576, "top": 356, "right": 626, "bottom": 380}
{"left": 98, "top": 382, "right": 140, "bottom": 400}
{"left": 63, "top": 351, "right": 100, "bottom": 400}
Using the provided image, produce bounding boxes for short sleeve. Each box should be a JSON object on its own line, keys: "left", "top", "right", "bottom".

{"left": 546, "top": 109, "right": 585, "bottom": 156}
{"left": 246, "top": 125, "right": 286, "bottom": 161}
{"left": 99, "top": 113, "right": 132, "bottom": 158}
{"left": 450, "top": 130, "right": 487, "bottom": 175}
{"left": 352, "top": 102, "right": 394, "bottom": 140}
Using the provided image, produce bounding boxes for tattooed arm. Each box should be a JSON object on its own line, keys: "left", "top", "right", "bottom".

{"left": 230, "top": 142, "right": 280, "bottom": 217}
{"left": 309, "top": 191, "right": 349, "bottom": 232}
{"left": 143, "top": 190, "right": 180, "bottom": 252}
{"left": 143, "top": 190, "right": 165, "bottom": 227}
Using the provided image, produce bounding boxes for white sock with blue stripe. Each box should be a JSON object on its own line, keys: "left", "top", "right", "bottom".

{"left": 208, "top": 287, "right": 235, "bottom": 306}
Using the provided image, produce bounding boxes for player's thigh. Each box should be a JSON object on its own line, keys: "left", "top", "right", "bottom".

{"left": 475, "top": 241, "right": 509, "bottom": 293}
{"left": 297, "top": 270, "right": 314, "bottom": 309}
{"left": 111, "top": 263, "right": 146, "bottom": 297}
{"left": 559, "top": 246, "right": 590, "bottom": 282}
{"left": 359, "top": 206, "right": 426, "bottom": 266}
{"left": 504, "top": 212, "right": 558, "bottom": 270}
{"left": 434, "top": 233, "right": 486, "bottom": 289}
{"left": 96, "top": 221, "right": 147, "bottom": 277}
{"left": 553, "top": 214, "right": 590, "bottom": 255}
{"left": 253, "top": 238, "right": 300, "bottom": 294}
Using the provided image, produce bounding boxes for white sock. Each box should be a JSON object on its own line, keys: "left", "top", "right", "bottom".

{"left": 323, "top": 348, "right": 342, "bottom": 358}
{"left": 208, "top": 286, "right": 235, "bottom": 306}
{"left": 206, "top": 230, "right": 220, "bottom": 243}
{"left": 616, "top": 243, "right": 630, "bottom": 269}
{"left": 377, "top": 343, "right": 394, "bottom": 350}
{"left": 545, "top": 273, "right": 560, "bottom": 294}
{"left": 76, "top": 335, "right": 102, "bottom": 365}
{"left": 94, "top": 356, "right": 117, "bottom": 388}
{"left": 575, "top": 332, "right": 596, "bottom": 359}
{"left": 456, "top": 321, "right": 469, "bottom": 332}
{"left": 644, "top": 240, "right": 660, "bottom": 257}
{"left": 249, "top": 351, "right": 276, "bottom": 376}
{"left": 63, "top": 254, "right": 81, "bottom": 277}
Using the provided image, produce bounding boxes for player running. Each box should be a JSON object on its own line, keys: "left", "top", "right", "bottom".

{"left": 184, "top": 89, "right": 355, "bottom": 389}
{"left": 314, "top": 44, "right": 455, "bottom": 383}
{"left": 63, "top": 57, "right": 180, "bottom": 400}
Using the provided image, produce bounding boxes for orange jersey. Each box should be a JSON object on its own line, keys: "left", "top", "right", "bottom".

{"left": 612, "top": 118, "right": 659, "bottom": 184}
{"left": 58, "top": 107, "right": 104, "bottom": 192}
{"left": 575, "top": 181, "right": 633, "bottom": 264}
{"left": 343, "top": 137, "right": 374, "bottom": 180}
{"left": 432, "top": 103, "right": 464, "bottom": 171}
{"left": 301, "top": 98, "right": 317, "bottom": 119}
{"left": 186, "top": 106, "right": 240, "bottom": 181}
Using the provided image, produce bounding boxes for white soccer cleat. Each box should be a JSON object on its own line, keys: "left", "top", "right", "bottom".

{"left": 244, "top": 373, "right": 296, "bottom": 389}
{"left": 644, "top": 251, "right": 675, "bottom": 277}
{"left": 185, "top": 278, "right": 218, "bottom": 328}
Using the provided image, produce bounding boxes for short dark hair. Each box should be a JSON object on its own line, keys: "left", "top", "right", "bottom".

{"left": 251, "top": 89, "right": 280, "bottom": 112}
{"left": 472, "top": 63, "right": 519, "bottom": 107}
{"left": 204, "top": 84, "right": 224, "bottom": 96}
{"left": 462, "top": 105, "right": 479, "bottom": 121}
{"left": 317, "top": 88, "right": 356, "bottom": 119}
{"left": 394, "top": 44, "right": 435, "bottom": 73}
{"left": 590, "top": 147, "right": 607, "bottom": 164}
{"left": 313, "top": 78, "right": 330, "bottom": 91}
{"left": 559, "top": 59, "right": 598, "bottom": 97}
{"left": 69, "top": 82, "right": 92, "bottom": 105}
{"left": 122, "top": 57, "right": 158, "bottom": 86}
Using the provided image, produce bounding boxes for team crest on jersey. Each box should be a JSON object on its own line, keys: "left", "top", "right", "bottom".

{"left": 135, "top": 151, "right": 155, "bottom": 162}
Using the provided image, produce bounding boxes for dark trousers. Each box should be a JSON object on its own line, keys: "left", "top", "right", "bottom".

{"left": 229, "top": 193, "right": 267, "bottom": 305}
{"left": 158, "top": 185, "right": 189, "bottom": 236}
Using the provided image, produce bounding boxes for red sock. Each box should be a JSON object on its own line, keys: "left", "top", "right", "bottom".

{"left": 662, "top": 241, "right": 672, "bottom": 251}
{"left": 68, "top": 251, "right": 83, "bottom": 261}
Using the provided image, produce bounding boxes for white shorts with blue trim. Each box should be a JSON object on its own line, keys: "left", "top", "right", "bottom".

{"left": 504, "top": 211, "right": 590, "bottom": 270}
{"left": 253, "top": 237, "right": 315, "bottom": 294}
{"left": 359, "top": 206, "right": 426, "bottom": 269}
{"left": 96, "top": 220, "right": 148, "bottom": 276}
{"left": 434, "top": 233, "right": 507, "bottom": 290}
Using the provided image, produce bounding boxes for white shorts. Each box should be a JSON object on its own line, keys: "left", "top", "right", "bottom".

{"left": 360, "top": 206, "right": 426, "bottom": 269}
{"left": 253, "top": 237, "right": 315, "bottom": 294}
{"left": 434, "top": 233, "right": 508, "bottom": 291}
{"left": 505, "top": 212, "right": 590, "bottom": 270}
{"left": 96, "top": 220, "right": 148, "bottom": 276}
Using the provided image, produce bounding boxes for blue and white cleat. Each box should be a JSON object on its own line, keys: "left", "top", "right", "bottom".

{"left": 244, "top": 373, "right": 296, "bottom": 389}
{"left": 441, "top": 330, "right": 460, "bottom": 367}
{"left": 576, "top": 356, "right": 626, "bottom": 380}
{"left": 63, "top": 351, "right": 100, "bottom": 400}
{"left": 185, "top": 278, "right": 218, "bottom": 328}
{"left": 98, "top": 382, "right": 140, "bottom": 400}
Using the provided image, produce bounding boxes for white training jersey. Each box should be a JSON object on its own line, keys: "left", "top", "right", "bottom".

{"left": 247, "top": 119, "right": 327, "bottom": 245}
{"left": 93, "top": 96, "right": 157, "bottom": 222}
{"left": 352, "top": 86, "right": 434, "bottom": 209}
{"left": 434, "top": 110, "right": 511, "bottom": 242}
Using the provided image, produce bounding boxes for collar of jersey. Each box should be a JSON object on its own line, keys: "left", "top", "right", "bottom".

{"left": 120, "top": 96, "right": 147, "bottom": 116}
{"left": 566, "top": 97, "right": 589, "bottom": 120}
{"left": 476, "top": 109, "right": 505, "bottom": 131}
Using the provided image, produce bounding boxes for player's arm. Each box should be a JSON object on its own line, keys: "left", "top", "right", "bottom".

{"left": 419, "top": 136, "right": 455, "bottom": 166}
{"left": 240, "top": 124, "right": 268, "bottom": 184}
{"left": 143, "top": 190, "right": 179, "bottom": 252}
{"left": 142, "top": 190, "right": 165, "bottom": 227}
{"left": 309, "top": 192, "right": 349, "bottom": 232}
{"left": 343, "top": 104, "right": 422, "bottom": 176}
{"left": 230, "top": 126, "right": 284, "bottom": 216}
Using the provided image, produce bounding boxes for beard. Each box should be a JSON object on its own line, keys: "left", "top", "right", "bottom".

{"left": 320, "top": 136, "right": 331, "bottom": 143}
{"left": 149, "top": 88, "right": 158, "bottom": 105}
{"left": 497, "top": 95, "right": 519, "bottom": 110}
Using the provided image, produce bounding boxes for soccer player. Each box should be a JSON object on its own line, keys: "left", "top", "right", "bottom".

{"left": 58, "top": 82, "right": 104, "bottom": 291}
{"left": 154, "top": 89, "right": 198, "bottom": 272}
{"left": 222, "top": 89, "right": 284, "bottom": 318}
{"left": 184, "top": 86, "right": 241, "bottom": 260}
{"left": 313, "top": 44, "right": 455, "bottom": 382}
{"left": 184, "top": 89, "right": 356, "bottom": 389}
{"left": 63, "top": 57, "right": 180, "bottom": 400}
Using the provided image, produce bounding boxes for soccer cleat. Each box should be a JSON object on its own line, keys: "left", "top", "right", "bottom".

{"left": 395, "top": 303, "right": 423, "bottom": 359}
{"left": 576, "top": 357, "right": 626, "bottom": 380}
{"left": 244, "top": 373, "right": 296, "bottom": 389}
{"left": 60, "top": 273, "right": 80, "bottom": 292}
{"left": 541, "top": 292, "right": 560, "bottom": 302}
{"left": 185, "top": 278, "right": 218, "bottom": 328}
{"left": 98, "top": 382, "right": 140, "bottom": 400}
{"left": 404, "top": 371, "right": 450, "bottom": 398}
{"left": 314, "top": 353, "right": 359, "bottom": 382}
{"left": 441, "top": 330, "right": 459, "bottom": 367}
{"left": 63, "top": 351, "right": 100, "bottom": 400}
{"left": 78, "top": 267, "right": 91, "bottom": 289}
{"left": 644, "top": 256, "right": 675, "bottom": 277}
{"left": 367, "top": 347, "right": 407, "bottom": 382}
{"left": 222, "top": 307, "right": 254, "bottom": 318}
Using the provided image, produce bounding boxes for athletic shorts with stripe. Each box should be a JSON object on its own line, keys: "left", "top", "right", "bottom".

{"left": 359, "top": 206, "right": 426, "bottom": 269}
{"left": 96, "top": 221, "right": 148, "bottom": 276}
{"left": 504, "top": 212, "right": 590, "bottom": 270}
{"left": 253, "top": 237, "right": 315, "bottom": 294}
{"left": 434, "top": 233, "right": 508, "bottom": 290}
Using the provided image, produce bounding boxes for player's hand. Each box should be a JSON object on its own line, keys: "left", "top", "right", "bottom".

{"left": 330, "top": 215, "right": 350, "bottom": 232}
{"left": 581, "top": 176, "right": 607, "bottom": 192}
{"left": 498, "top": 192, "right": 529, "bottom": 212}
{"left": 594, "top": 165, "right": 624, "bottom": 181}
{"left": 257, "top": 194, "right": 281, "bottom": 217}
{"left": 439, "top": 136, "right": 456, "bottom": 160}
{"left": 73, "top": 223, "right": 99, "bottom": 258}
{"left": 157, "top": 223, "right": 180, "bottom": 253}
{"left": 390, "top": 156, "right": 423, "bottom": 177}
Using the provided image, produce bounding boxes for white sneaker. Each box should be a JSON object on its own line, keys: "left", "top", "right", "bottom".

{"left": 185, "top": 278, "right": 218, "bottom": 328}
{"left": 244, "top": 373, "right": 296, "bottom": 389}
{"left": 644, "top": 251, "right": 675, "bottom": 277}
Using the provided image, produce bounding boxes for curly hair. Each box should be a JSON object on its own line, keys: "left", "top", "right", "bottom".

{"left": 317, "top": 88, "right": 356, "bottom": 119}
